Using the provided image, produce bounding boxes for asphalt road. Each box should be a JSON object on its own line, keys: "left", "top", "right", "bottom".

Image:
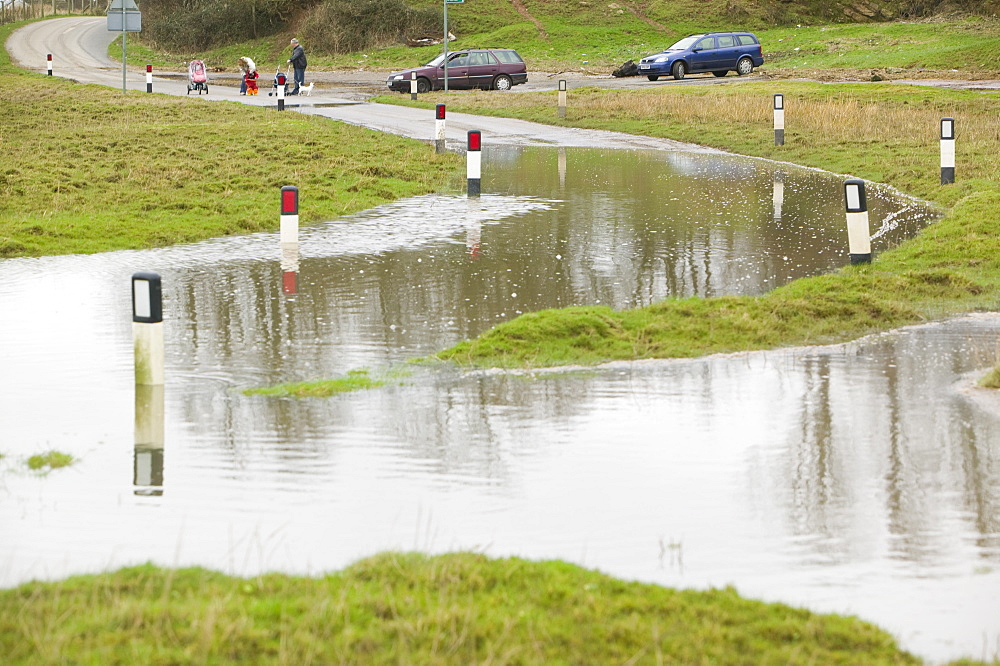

{"left": 4, "top": 17, "right": 731, "bottom": 152}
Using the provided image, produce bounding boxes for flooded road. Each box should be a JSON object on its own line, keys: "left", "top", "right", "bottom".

{"left": 2, "top": 147, "right": 999, "bottom": 663}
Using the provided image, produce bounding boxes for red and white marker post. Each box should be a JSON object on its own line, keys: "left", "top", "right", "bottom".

{"left": 467, "top": 131, "right": 482, "bottom": 198}
{"left": 280, "top": 186, "right": 299, "bottom": 243}
{"left": 435, "top": 104, "right": 446, "bottom": 154}
{"left": 277, "top": 73, "right": 286, "bottom": 111}
{"left": 146, "top": 64, "right": 153, "bottom": 93}
{"left": 47, "top": 53, "right": 52, "bottom": 76}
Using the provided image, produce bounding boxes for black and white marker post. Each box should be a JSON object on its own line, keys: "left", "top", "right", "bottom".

{"left": 558, "top": 79, "right": 567, "bottom": 119}
{"left": 132, "top": 272, "right": 164, "bottom": 385}
{"left": 410, "top": 72, "right": 418, "bottom": 101}
{"left": 435, "top": 104, "right": 446, "bottom": 154}
{"left": 467, "top": 130, "right": 482, "bottom": 198}
{"left": 773, "top": 93, "right": 784, "bottom": 146}
{"left": 280, "top": 186, "right": 299, "bottom": 244}
{"left": 146, "top": 64, "right": 152, "bottom": 92}
{"left": 47, "top": 53, "right": 52, "bottom": 76}
{"left": 940, "top": 117, "right": 955, "bottom": 185}
{"left": 277, "top": 72, "right": 286, "bottom": 111}
{"left": 843, "top": 179, "right": 871, "bottom": 265}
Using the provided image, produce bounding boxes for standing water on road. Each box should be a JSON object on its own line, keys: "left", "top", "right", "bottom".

{"left": 1, "top": 147, "right": 997, "bottom": 663}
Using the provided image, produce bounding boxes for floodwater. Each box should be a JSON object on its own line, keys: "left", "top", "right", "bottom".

{"left": 2, "top": 147, "right": 998, "bottom": 664}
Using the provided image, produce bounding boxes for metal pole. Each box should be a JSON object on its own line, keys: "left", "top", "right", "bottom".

{"left": 443, "top": 0, "right": 449, "bottom": 92}
{"left": 121, "top": 3, "right": 126, "bottom": 94}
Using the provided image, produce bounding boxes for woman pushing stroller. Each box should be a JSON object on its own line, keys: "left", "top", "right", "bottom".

{"left": 238, "top": 57, "right": 259, "bottom": 95}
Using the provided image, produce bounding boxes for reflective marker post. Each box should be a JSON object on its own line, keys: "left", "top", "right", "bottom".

{"left": 466, "top": 130, "right": 481, "bottom": 198}
{"left": 132, "top": 272, "right": 164, "bottom": 385}
{"left": 773, "top": 93, "right": 784, "bottom": 146}
{"left": 46, "top": 53, "right": 53, "bottom": 75}
{"left": 146, "top": 64, "right": 153, "bottom": 93}
{"left": 435, "top": 104, "right": 446, "bottom": 154}
{"left": 558, "top": 79, "right": 567, "bottom": 119}
{"left": 280, "top": 186, "right": 299, "bottom": 243}
{"left": 940, "top": 117, "right": 955, "bottom": 185}
{"left": 410, "top": 72, "right": 418, "bottom": 101}
{"left": 277, "top": 73, "right": 286, "bottom": 111}
{"left": 844, "top": 179, "right": 871, "bottom": 265}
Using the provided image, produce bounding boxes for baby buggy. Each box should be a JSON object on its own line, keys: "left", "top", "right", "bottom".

{"left": 187, "top": 60, "right": 209, "bottom": 95}
{"left": 267, "top": 67, "right": 290, "bottom": 97}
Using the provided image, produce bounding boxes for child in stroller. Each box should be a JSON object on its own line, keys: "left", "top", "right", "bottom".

{"left": 238, "top": 57, "right": 258, "bottom": 95}
{"left": 187, "top": 60, "right": 209, "bottom": 95}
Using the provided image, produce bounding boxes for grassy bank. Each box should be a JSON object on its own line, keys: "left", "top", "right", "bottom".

{"left": 0, "top": 22, "right": 461, "bottom": 258}
{"left": 363, "top": 81, "right": 1000, "bottom": 368}
{"left": 0, "top": 552, "right": 930, "bottom": 665}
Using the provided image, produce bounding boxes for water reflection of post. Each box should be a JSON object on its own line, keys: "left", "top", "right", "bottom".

{"left": 558, "top": 147, "right": 566, "bottom": 189}
{"left": 466, "top": 198, "right": 482, "bottom": 260}
{"left": 134, "top": 384, "right": 165, "bottom": 496}
{"left": 772, "top": 171, "right": 784, "bottom": 220}
{"left": 281, "top": 241, "right": 299, "bottom": 295}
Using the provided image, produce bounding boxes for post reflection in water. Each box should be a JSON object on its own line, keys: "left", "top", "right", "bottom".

{"left": 280, "top": 242, "right": 299, "bottom": 296}
{"left": 133, "top": 384, "right": 164, "bottom": 497}
{"left": 0, "top": 147, "right": 996, "bottom": 663}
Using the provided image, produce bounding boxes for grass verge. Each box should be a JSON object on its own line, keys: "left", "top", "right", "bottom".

{"left": 364, "top": 81, "right": 1000, "bottom": 370}
{"left": 0, "top": 21, "right": 461, "bottom": 258}
{"left": 0, "top": 552, "right": 928, "bottom": 665}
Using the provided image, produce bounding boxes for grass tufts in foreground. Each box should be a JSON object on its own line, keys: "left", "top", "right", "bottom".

{"left": 0, "top": 553, "right": 924, "bottom": 665}
{"left": 25, "top": 450, "right": 75, "bottom": 472}
{"left": 244, "top": 368, "right": 388, "bottom": 397}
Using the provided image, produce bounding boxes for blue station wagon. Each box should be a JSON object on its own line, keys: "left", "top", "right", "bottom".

{"left": 638, "top": 32, "right": 764, "bottom": 81}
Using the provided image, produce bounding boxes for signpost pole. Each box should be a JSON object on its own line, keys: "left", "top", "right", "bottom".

{"left": 121, "top": 2, "right": 126, "bottom": 93}
{"left": 442, "top": 0, "right": 448, "bottom": 92}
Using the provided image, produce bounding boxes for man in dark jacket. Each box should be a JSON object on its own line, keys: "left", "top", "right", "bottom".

{"left": 287, "top": 38, "right": 307, "bottom": 95}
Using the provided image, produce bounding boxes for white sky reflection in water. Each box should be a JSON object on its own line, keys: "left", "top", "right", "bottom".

{"left": 0, "top": 147, "right": 997, "bottom": 664}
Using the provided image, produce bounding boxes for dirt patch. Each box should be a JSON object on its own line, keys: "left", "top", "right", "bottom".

{"left": 511, "top": 0, "right": 548, "bottom": 40}
{"left": 617, "top": 1, "right": 671, "bottom": 33}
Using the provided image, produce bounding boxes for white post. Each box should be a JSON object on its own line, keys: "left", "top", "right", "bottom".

{"left": 277, "top": 72, "right": 286, "bottom": 110}
{"left": 558, "top": 79, "right": 567, "bottom": 119}
{"left": 844, "top": 179, "right": 871, "bottom": 265}
{"left": 940, "top": 117, "right": 955, "bottom": 185}
{"left": 132, "top": 272, "right": 164, "bottom": 385}
{"left": 435, "top": 104, "right": 446, "bottom": 153}
{"left": 466, "top": 130, "right": 481, "bottom": 197}
{"left": 280, "top": 186, "right": 298, "bottom": 243}
{"left": 410, "top": 71, "right": 418, "bottom": 101}
{"left": 46, "top": 53, "right": 52, "bottom": 75}
{"left": 773, "top": 93, "right": 784, "bottom": 146}
{"left": 145, "top": 64, "right": 152, "bottom": 93}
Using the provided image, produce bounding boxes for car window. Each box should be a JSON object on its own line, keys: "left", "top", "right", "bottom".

{"left": 468, "top": 52, "right": 492, "bottom": 66}
{"left": 448, "top": 53, "right": 469, "bottom": 67}
{"left": 738, "top": 35, "right": 758, "bottom": 45}
{"left": 696, "top": 37, "right": 715, "bottom": 50}
{"left": 493, "top": 50, "right": 524, "bottom": 64}
{"left": 717, "top": 35, "right": 736, "bottom": 48}
{"left": 668, "top": 36, "right": 700, "bottom": 50}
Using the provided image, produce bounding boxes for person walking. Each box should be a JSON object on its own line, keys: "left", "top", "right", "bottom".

{"left": 287, "top": 38, "right": 307, "bottom": 95}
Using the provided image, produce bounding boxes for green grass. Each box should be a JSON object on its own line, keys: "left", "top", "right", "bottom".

{"left": 244, "top": 368, "right": 388, "bottom": 397}
{"left": 0, "top": 553, "right": 928, "bottom": 665}
{"left": 25, "top": 450, "right": 75, "bottom": 471}
{"left": 0, "top": 21, "right": 462, "bottom": 258}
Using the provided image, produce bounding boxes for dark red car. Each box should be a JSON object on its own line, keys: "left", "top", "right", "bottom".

{"left": 387, "top": 48, "right": 528, "bottom": 93}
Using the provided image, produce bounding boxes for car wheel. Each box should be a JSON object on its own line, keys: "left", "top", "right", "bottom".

{"left": 712, "top": 70, "right": 728, "bottom": 77}
{"left": 417, "top": 78, "right": 432, "bottom": 94}
{"left": 671, "top": 61, "right": 686, "bottom": 80}
{"left": 736, "top": 57, "right": 754, "bottom": 76}
{"left": 493, "top": 74, "right": 513, "bottom": 91}
{"left": 647, "top": 75, "right": 659, "bottom": 81}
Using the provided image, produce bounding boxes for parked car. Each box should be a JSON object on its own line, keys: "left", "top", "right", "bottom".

{"left": 387, "top": 48, "right": 528, "bottom": 93}
{"left": 638, "top": 32, "right": 763, "bottom": 81}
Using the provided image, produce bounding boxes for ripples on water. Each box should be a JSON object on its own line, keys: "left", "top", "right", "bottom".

{"left": 1, "top": 147, "right": 997, "bottom": 663}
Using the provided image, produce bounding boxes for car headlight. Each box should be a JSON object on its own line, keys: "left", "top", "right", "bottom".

{"left": 653, "top": 56, "right": 669, "bottom": 63}
{"left": 392, "top": 75, "right": 403, "bottom": 80}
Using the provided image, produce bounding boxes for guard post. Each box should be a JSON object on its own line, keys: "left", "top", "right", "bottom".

{"left": 277, "top": 72, "right": 286, "bottom": 110}
{"left": 435, "top": 104, "right": 446, "bottom": 154}
{"left": 47, "top": 53, "right": 52, "bottom": 76}
{"left": 844, "top": 179, "right": 871, "bottom": 265}
{"left": 410, "top": 72, "right": 418, "bottom": 101}
{"left": 280, "top": 186, "right": 298, "bottom": 243}
{"left": 558, "top": 79, "right": 567, "bottom": 119}
{"left": 940, "top": 117, "right": 955, "bottom": 185}
{"left": 132, "top": 272, "right": 164, "bottom": 385}
{"left": 467, "top": 130, "right": 482, "bottom": 198}
{"left": 773, "top": 94, "right": 784, "bottom": 146}
{"left": 146, "top": 64, "right": 152, "bottom": 93}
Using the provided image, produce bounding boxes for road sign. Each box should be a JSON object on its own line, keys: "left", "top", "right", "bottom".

{"left": 107, "top": 0, "right": 141, "bottom": 32}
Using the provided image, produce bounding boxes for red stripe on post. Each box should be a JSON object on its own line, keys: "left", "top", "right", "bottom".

{"left": 281, "top": 186, "right": 298, "bottom": 215}
{"left": 467, "top": 130, "right": 481, "bottom": 152}
{"left": 436, "top": 104, "right": 446, "bottom": 120}
{"left": 47, "top": 54, "right": 52, "bottom": 61}
{"left": 147, "top": 64, "right": 152, "bottom": 73}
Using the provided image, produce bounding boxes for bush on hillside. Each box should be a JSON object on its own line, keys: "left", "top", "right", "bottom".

{"left": 300, "top": 0, "right": 441, "bottom": 54}
{"left": 140, "top": 0, "right": 311, "bottom": 51}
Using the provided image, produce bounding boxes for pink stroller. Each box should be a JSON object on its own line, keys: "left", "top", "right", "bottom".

{"left": 187, "top": 60, "right": 209, "bottom": 95}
